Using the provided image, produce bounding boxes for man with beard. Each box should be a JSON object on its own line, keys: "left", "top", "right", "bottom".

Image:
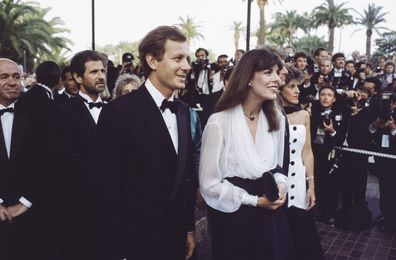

{"left": 56, "top": 50, "right": 107, "bottom": 260}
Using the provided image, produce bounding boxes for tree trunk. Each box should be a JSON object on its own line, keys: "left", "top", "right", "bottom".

{"left": 328, "top": 26, "right": 335, "bottom": 53}
{"left": 257, "top": 0, "right": 266, "bottom": 47}
{"left": 366, "top": 29, "right": 372, "bottom": 62}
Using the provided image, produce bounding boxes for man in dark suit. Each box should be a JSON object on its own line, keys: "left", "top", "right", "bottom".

{"left": 0, "top": 58, "right": 59, "bottom": 259}
{"left": 54, "top": 65, "right": 79, "bottom": 106}
{"left": 19, "top": 60, "right": 60, "bottom": 107}
{"left": 56, "top": 50, "right": 106, "bottom": 259}
{"left": 94, "top": 25, "right": 195, "bottom": 260}
{"left": 310, "top": 85, "right": 348, "bottom": 223}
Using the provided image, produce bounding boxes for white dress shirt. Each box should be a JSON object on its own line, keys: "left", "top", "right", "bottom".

{"left": 0, "top": 102, "right": 32, "bottom": 208}
{"left": 212, "top": 71, "right": 224, "bottom": 93}
{"left": 197, "top": 70, "right": 210, "bottom": 94}
{"left": 79, "top": 92, "right": 103, "bottom": 124}
{"left": 145, "top": 79, "right": 178, "bottom": 154}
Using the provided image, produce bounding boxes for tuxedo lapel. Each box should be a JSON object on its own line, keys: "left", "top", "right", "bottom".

{"left": 10, "top": 107, "right": 29, "bottom": 160}
{"left": 170, "top": 100, "right": 190, "bottom": 199}
{"left": 75, "top": 95, "right": 96, "bottom": 130}
{"left": 139, "top": 86, "right": 177, "bottom": 162}
{"left": 0, "top": 121, "right": 8, "bottom": 161}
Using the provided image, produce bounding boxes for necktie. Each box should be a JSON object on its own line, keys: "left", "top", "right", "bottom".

{"left": 160, "top": 99, "right": 178, "bottom": 114}
{"left": 0, "top": 107, "right": 15, "bottom": 116}
{"left": 88, "top": 102, "right": 104, "bottom": 109}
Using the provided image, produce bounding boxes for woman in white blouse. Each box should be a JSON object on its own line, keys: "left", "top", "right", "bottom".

{"left": 199, "top": 48, "right": 295, "bottom": 260}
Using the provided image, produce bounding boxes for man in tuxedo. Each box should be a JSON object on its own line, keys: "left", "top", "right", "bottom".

{"left": 56, "top": 50, "right": 106, "bottom": 259}
{"left": 19, "top": 60, "right": 61, "bottom": 107}
{"left": 0, "top": 58, "right": 59, "bottom": 259}
{"left": 94, "top": 25, "right": 195, "bottom": 260}
{"left": 54, "top": 65, "right": 79, "bottom": 106}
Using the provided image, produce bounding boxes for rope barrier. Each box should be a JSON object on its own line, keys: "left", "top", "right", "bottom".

{"left": 334, "top": 146, "right": 396, "bottom": 160}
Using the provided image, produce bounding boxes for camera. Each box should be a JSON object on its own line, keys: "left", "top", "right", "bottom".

{"left": 375, "top": 66, "right": 382, "bottom": 73}
{"left": 320, "top": 109, "right": 333, "bottom": 125}
{"left": 378, "top": 92, "right": 394, "bottom": 121}
{"left": 285, "top": 54, "right": 295, "bottom": 64}
{"left": 192, "top": 58, "right": 210, "bottom": 70}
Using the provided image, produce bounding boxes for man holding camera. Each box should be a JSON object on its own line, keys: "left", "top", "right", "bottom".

{"left": 311, "top": 85, "right": 348, "bottom": 223}
{"left": 192, "top": 48, "right": 212, "bottom": 95}
{"left": 119, "top": 52, "right": 135, "bottom": 75}
{"left": 369, "top": 91, "right": 396, "bottom": 233}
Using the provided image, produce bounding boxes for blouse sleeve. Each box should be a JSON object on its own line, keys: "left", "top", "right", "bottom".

{"left": 199, "top": 121, "right": 258, "bottom": 213}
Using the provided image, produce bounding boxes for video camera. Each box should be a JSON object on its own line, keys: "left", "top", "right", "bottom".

{"left": 320, "top": 109, "right": 333, "bottom": 125}
{"left": 192, "top": 58, "right": 210, "bottom": 70}
{"left": 378, "top": 92, "right": 395, "bottom": 121}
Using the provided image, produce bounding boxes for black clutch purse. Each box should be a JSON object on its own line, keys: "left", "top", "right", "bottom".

{"left": 260, "top": 171, "right": 279, "bottom": 202}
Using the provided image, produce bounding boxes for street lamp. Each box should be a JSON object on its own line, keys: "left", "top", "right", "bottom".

{"left": 92, "top": 0, "right": 95, "bottom": 50}
{"left": 246, "top": 0, "right": 253, "bottom": 51}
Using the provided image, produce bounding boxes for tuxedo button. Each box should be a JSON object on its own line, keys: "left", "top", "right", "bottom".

{"left": 291, "top": 184, "right": 295, "bottom": 189}
{"left": 293, "top": 126, "right": 297, "bottom": 131}
{"left": 291, "top": 150, "right": 296, "bottom": 154}
{"left": 291, "top": 173, "right": 296, "bottom": 176}
{"left": 290, "top": 161, "right": 295, "bottom": 166}
{"left": 290, "top": 196, "right": 295, "bottom": 200}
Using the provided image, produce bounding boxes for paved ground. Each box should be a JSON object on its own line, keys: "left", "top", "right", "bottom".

{"left": 194, "top": 173, "right": 396, "bottom": 260}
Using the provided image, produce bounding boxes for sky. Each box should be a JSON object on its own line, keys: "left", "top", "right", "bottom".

{"left": 29, "top": 0, "right": 395, "bottom": 63}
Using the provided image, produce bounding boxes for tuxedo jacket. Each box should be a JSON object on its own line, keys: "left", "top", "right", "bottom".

{"left": 19, "top": 84, "right": 54, "bottom": 108}
{"left": 94, "top": 85, "right": 195, "bottom": 260}
{"left": 0, "top": 101, "right": 60, "bottom": 259}
{"left": 56, "top": 95, "right": 98, "bottom": 259}
{"left": 310, "top": 100, "right": 348, "bottom": 152}
{"left": 54, "top": 92, "right": 72, "bottom": 107}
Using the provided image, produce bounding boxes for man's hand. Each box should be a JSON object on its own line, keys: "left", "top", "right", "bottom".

{"left": 7, "top": 203, "right": 28, "bottom": 218}
{"left": 185, "top": 232, "right": 195, "bottom": 259}
{"left": 0, "top": 204, "right": 12, "bottom": 222}
{"left": 323, "top": 120, "right": 336, "bottom": 134}
{"left": 344, "top": 90, "right": 357, "bottom": 99}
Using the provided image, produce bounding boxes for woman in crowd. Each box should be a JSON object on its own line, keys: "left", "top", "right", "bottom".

{"left": 112, "top": 73, "right": 141, "bottom": 98}
{"left": 279, "top": 65, "right": 324, "bottom": 260}
{"left": 199, "top": 48, "right": 294, "bottom": 259}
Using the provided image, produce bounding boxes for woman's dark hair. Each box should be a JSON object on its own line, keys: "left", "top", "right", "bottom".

{"left": 214, "top": 48, "right": 282, "bottom": 132}
{"left": 138, "top": 26, "right": 186, "bottom": 78}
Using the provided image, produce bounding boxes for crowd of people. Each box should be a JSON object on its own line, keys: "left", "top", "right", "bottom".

{"left": 1, "top": 24, "right": 396, "bottom": 260}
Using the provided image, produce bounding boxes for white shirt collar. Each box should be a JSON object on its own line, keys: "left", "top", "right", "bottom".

{"left": 145, "top": 79, "right": 174, "bottom": 108}
{"left": 36, "top": 82, "right": 52, "bottom": 94}
{"left": 334, "top": 68, "right": 343, "bottom": 73}
{"left": 79, "top": 91, "right": 102, "bottom": 103}
{"left": 0, "top": 101, "right": 16, "bottom": 110}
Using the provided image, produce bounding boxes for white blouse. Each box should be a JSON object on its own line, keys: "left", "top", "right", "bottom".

{"left": 199, "top": 104, "right": 287, "bottom": 213}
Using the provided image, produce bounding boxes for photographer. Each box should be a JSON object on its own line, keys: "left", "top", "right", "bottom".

{"left": 368, "top": 90, "right": 396, "bottom": 233}
{"left": 191, "top": 47, "right": 212, "bottom": 94}
{"left": 311, "top": 84, "right": 348, "bottom": 223}
{"left": 331, "top": 53, "right": 353, "bottom": 92}
{"left": 119, "top": 52, "right": 135, "bottom": 75}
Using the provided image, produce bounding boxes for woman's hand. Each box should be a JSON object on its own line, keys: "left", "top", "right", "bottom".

{"left": 306, "top": 187, "right": 316, "bottom": 210}
{"left": 257, "top": 183, "right": 286, "bottom": 211}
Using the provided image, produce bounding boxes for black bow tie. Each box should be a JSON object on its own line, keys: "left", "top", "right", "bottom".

{"left": 87, "top": 102, "right": 104, "bottom": 109}
{"left": 0, "top": 107, "right": 15, "bottom": 116}
{"left": 160, "top": 99, "right": 178, "bottom": 114}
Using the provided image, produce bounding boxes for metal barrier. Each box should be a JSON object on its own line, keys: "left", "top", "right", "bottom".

{"left": 334, "top": 146, "right": 396, "bottom": 160}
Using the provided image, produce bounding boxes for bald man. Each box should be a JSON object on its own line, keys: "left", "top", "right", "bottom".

{"left": 0, "top": 58, "right": 60, "bottom": 259}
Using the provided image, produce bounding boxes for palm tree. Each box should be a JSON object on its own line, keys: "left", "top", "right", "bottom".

{"left": 270, "top": 10, "right": 305, "bottom": 46}
{"left": 294, "top": 36, "right": 328, "bottom": 56}
{"left": 256, "top": 0, "right": 283, "bottom": 46}
{"left": 311, "top": 0, "right": 353, "bottom": 53}
{"left": 354, "top": 3, "right": 388, "bottom": 61}
{"left": 174, "top": 15, "right": 204, "bottom": 46}
{"left": 0, "top": 0, "right": 71, "bottom": 72}
{"left": 230, "top": 21, "right": 245, "bottom": 51}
